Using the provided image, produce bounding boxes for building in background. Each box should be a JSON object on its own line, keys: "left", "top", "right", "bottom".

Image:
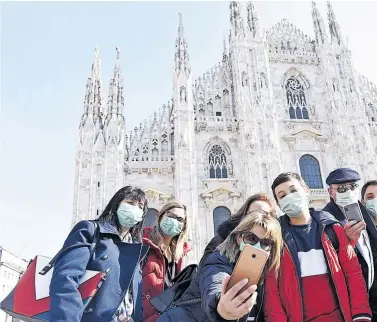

{"left": 0, "top": 247, "right": 28, "bottom": 322}
{"left": 71, "top": 1, "right": 377, "bottom": 263}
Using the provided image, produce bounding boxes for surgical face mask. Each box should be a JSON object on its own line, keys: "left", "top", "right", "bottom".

{"left": 117, "top": 203, "right": 144, "bottom": 228}
{"left": 160, "top": 215, "right": 184, "bottom": 237}
{"left": 366, "top": 198, "right": 377, "bottom": 217}
{"left": 240, "top": 241, "right": 262, "bottom": 252}
{"left": 335, "top": 189, "right": 359, "bottom": 208}
{"left": 279, "top": 191, "right": 308, "bottom": 218}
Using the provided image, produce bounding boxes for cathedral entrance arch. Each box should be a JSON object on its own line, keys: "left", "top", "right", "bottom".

{"left": 144, "top": 208, "right": 158, "bottom": 228}
{"left": 213, "top": 206, "right": 231, "bottom": 235}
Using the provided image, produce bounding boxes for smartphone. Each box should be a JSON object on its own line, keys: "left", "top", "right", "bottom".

{"left": 226, "top": 244, "right": 269, "bottom": 294}
{"left": 344, "top": 202, "right": 363, "bottom": 223}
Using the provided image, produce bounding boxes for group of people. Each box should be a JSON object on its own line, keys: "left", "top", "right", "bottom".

{"left": 47, "top": 167, "right": 377, "bottom": 322}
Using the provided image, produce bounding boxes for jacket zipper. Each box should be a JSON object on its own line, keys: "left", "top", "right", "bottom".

{"left": 285, "top": 245, "right": 304, "bottom": 321}
{"left": 321, "top": 227, "right": 346, "bottom": 321}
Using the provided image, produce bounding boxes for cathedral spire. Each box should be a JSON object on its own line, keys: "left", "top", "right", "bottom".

{"left": 247, "top": 1, "right": 260, "bottom": 38}
{"left": 174, "top": 13, "right": 191, "bottom": 76}
{"left": 311, "top": 1, "right": 328, "bottom": 45}
{"left": 83, "top": 46, "right": 102, "bottom": 117}
{"left": 327, "top": 1, "right": 342, "bottom": 45}
{"left": 229, "top": 1, "right": 245, "bottom": 37}
{"left": 107, "top": 46, "right": 124, "bottom": 116}
{"left": 222, "top": 32, "right": 228, "bottom": 63}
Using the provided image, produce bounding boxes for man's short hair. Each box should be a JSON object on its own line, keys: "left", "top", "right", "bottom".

{"left": 271, "top": 172, "right": 307, "bottom": 202}
{"left": 361, "top": 180, "right": 377, "bottom": 200}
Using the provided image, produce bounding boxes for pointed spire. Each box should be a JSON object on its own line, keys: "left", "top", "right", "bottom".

{"left": 247, "top": 1, "right": 260, "bottom": 38}
{"left": 84, "top": 46, "right": 103, "bottom": 116}
{"left": 107, "top": 46, "right": 124, "bottom": 116}
{"left": 174, "top": 13, "right": 191, "bottom": 76}
{"left": 229, "top": 1, "right": 245, "bottom": 37}
{"left": 312, "top": 1, "right": 328, "bottom": 45}
{"left": 222, "top": 32, "right": 228, "bottom": 63}
{"left": 327, "top": 1, "right": 342, "bottom": 45}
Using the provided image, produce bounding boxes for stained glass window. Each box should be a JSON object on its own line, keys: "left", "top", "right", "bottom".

{"left": 299, "top": 154, "right": 323, "bottom": 189}
{"left": 213, "top": 206, "right": 231, "bottom": 235}
{"left": 286, "top": 77, "right": 309, "bottom": 120}
{"left": 209, "top": 145, "right": 228, "bottom": 178}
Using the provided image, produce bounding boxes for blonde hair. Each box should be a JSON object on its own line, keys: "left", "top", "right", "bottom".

{"left": 217, "top": 210, "right": 282, "bottom": 275}
{"left": 150, "top": 201, "right": 189, "bottom": 261}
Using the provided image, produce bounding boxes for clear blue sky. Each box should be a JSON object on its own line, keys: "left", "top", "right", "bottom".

{"left": 1, "top": 1, "right": 376, "bottom": 260}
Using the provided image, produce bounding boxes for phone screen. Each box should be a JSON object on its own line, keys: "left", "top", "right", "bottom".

{"left": 344, "top": 203, "right": 363, "bottom": 223}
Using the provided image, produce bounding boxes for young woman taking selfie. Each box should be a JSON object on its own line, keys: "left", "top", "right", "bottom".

{"left": 156, "top": 210, "right": 282, "bottom": 322}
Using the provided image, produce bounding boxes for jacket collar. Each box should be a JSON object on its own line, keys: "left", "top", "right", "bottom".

{"left": 279, "top": 208, "right": 337, "bottom": 235}
{"left": 97, "top": 220, "right": 120, "bottom": 236}
{"left": 217, "top": 219, "right": 237, "bottom": 239}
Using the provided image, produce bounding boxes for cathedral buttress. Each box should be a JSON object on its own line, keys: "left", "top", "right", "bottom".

{"left": 172, "top": 13, "right": 200, "bottom": 264}
{"left": 103, "top": 47, "right": 126, "bottom": 203}
{"left": 314, "top": 2, "right": 377, "bottom": 178}
{"left": 72, "top": 47, "right": 104, "bottom": 225}
{"left": 230, "top": 1, "right": 282, "bottom": 196}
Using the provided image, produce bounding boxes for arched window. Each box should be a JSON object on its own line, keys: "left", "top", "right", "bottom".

{"left": 213, "top": 206, "right": 231, "bottom": 235}
{"left": 299, "top": 154, "right": 323, "bottom": 189}
{"left": 143, "top": 208, "right": 158, "bottom": 228}
{"left": 286, "top": 77, "right": 309, "bottom": 120}
{"left": 209, "top": 145, "right": 228, "bottom": 179}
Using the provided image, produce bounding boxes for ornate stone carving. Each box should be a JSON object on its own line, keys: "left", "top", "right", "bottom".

{"left": 180, "top": 86, "right": 187, "bottom": 103}
{"left": 309, "top": 104, "right": 316, "bottom": 116}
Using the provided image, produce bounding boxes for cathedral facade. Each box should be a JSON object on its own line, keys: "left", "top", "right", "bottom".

{"left": 72, "top": 2, "right": 377, "bottom": 263}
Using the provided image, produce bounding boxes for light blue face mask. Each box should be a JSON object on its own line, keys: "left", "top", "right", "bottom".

{"left": 239, "top": 241, "right": 262, "bottom": 252}
{"left": 366, "top": 198, "right": 377, "bottom": 217}
{"left": 279, "top": 191, "right": 308, "bottom": 218}
{"left": 117, "top": 203, "right": 143, "bottom": 228}
{"left": 160, "top": 215, "right": 184, "bottom": 237}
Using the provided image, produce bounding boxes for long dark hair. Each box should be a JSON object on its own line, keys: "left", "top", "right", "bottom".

{"left": 229, "top": 193, "right": 276, "bottom": 227}
{"left": 98, "top": 186, "right": 148, "bottom": 242}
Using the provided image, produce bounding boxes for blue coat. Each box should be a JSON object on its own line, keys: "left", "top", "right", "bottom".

{"left": 156, "top": 251, "right": 259, "bottom": 322}
{"left": 49, "top": 220, "right": 149, "bottom": 322}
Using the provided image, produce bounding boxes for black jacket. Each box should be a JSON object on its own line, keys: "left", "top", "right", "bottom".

{"left": 200, "top": 220, "right": 265, "bottom": 322}
{"left": 201, "top": 220, "right": 237, "bottom": 263}
{"left": 323, "top": 200, "right": 377, "bottom": 321}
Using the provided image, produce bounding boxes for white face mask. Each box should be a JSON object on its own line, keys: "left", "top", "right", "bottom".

{"left": 279, "top": 191, "right": 308, "bottom": 218}
{"left": 366, "top": 198, "right": 377, "bottom": 217}
{"left": 335, "top": 189, "right": 359, "bottom": 208}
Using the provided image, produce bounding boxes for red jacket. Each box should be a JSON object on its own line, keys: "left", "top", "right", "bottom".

{"left": 141, "top": 227, "right": 191, "bottom": 322}
{"left": 264, "top": 210, "right": 371, "bottom": 322}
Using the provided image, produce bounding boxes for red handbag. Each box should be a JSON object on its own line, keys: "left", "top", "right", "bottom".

{"left": 0, "top": 222, "right": 106, "bottom": 321}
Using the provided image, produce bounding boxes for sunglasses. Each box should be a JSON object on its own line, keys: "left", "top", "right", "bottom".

{"left": 241, "top": 232, "right": 274, "bottom": 251}
{"left": 334, "top": 183, "right": 359, "bottom": 193}
{"left": 165, "top": 211, "right": 185, "bottom": 223}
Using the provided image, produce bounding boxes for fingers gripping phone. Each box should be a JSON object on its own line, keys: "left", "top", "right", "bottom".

{"left": 226, "top": 244, "right": 269, "bottom": 293}
{"left": 344, "top": 203, "right": 363, "bottom": 223}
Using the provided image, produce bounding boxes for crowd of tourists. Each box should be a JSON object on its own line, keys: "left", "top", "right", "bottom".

{"left": 47, "top": 167, "right": 377, "bottom": 322}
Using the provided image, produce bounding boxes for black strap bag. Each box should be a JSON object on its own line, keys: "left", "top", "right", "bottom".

{"left": 149, "top": 263, "right": 198, "bottom": 314}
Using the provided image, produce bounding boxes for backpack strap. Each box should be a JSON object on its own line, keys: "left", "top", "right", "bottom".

{"left": 325, "top": 224, "right": 339, "bottom": 253}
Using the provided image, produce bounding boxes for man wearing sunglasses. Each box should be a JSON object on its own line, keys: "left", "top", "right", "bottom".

{"left": 264, "top": 172, "right": 371, "bottom": 322}
{"left": 323, "top": 168, "right": 377, "bottom": 321}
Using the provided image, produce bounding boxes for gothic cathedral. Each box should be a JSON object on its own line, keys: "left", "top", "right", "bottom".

{"left": 72, "top": 2, "right": 377, "bottom": 263}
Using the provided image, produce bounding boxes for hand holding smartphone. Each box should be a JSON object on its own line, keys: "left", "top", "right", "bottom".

{"left": 344, "top": 203, "right": 363, "bottom": 223}
{"left": 226, "top": 244, "right": 269, "bottom": 294}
